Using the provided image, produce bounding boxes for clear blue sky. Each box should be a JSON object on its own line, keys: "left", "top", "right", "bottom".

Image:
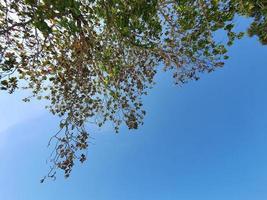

{"left": 1, "top": 24, "right": 267, "bottom": 199}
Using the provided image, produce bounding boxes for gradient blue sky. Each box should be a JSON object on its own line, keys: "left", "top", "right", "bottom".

{"left": 1, "top": 24, "right": 267, "bottom": 199}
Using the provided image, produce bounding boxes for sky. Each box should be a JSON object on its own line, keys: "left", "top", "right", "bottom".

{"left": 1, "top": 26, "right": 267, "bottom": 199}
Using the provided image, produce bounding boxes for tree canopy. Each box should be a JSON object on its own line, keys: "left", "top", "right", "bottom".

{"left": 0, "top": 0, "right": 266, "bottom": 181}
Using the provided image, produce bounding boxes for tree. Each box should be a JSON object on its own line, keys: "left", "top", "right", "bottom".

{"left": 0, "top": 0, "right": 266, "bottom": 181}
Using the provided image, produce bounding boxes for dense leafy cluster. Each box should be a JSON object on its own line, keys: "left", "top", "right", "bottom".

{"left": 0, "top": 0, "right": 266, "bottom": 180}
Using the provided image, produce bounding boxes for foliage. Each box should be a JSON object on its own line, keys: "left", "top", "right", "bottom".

{"left": 0, "top": 0, "right": 266, "bottom": 181}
